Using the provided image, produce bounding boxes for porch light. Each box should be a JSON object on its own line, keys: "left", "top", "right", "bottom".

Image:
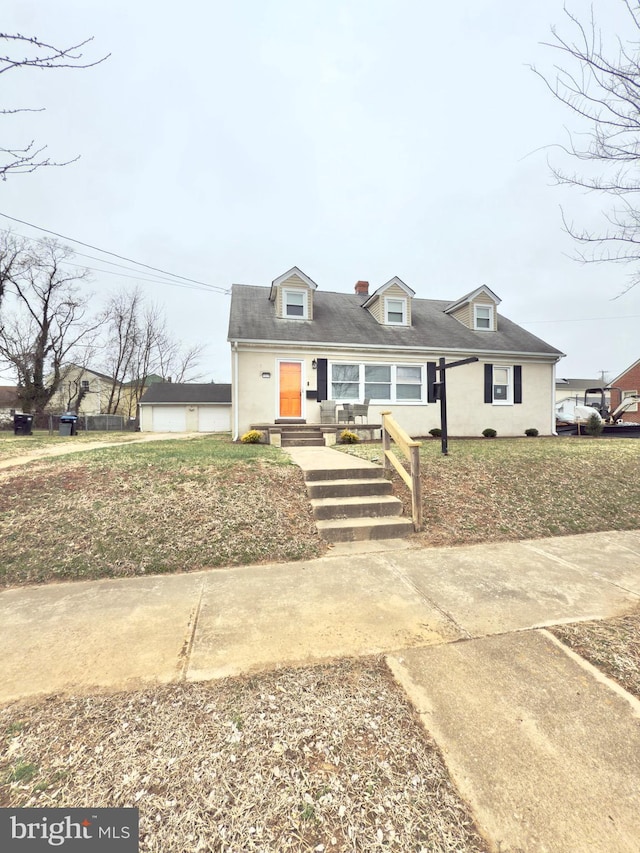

{"left": 261, "top": 371, "right": 271, "bottom": 379}
{"left": 311, "top": 359, "right": 317, "bottom": 370}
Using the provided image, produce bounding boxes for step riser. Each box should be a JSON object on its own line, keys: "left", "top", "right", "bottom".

{"left": 307, "top": 481, "right": 392, "bottom": 499}
{"left": 317, "top": 520, "right": 414, "bottom": 543}
{"left": 282, "top": 439, "right": 325, "bottom": 447}
{"left": 304, "top": 468, "right": 385, "bottom": 482}
{"left": 312, "top": 501, "right": 402, "bottom": 520}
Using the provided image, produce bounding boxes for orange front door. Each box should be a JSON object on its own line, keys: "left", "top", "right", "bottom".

{"left": 279, "top": 362, "right": 302, "bottom": 417}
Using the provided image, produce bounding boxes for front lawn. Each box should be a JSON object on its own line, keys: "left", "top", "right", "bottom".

{"left": 338, "top": 437, "right": 640, "bottom": 546}
{"left": 0, "top": 435, "right": 324, "bottom": 588}
{"left": 0, "top": 430, "right": 144, "bottom": 462}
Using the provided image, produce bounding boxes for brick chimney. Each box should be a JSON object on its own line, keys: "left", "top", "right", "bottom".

{"left": 355, "top": 280, "right": 369, "bottom": 295}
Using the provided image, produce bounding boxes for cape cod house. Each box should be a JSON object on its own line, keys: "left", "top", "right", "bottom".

{"left": 227, "top": 267, "right": 564, "bottom": 440}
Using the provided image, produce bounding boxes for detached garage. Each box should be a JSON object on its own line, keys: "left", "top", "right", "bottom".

{"left": 139, "top": 383, "right": 231, "bottom": 433}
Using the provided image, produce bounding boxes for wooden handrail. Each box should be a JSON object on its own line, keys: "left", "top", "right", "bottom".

{"left": 380, "top": 411, "right": 422, "bottom": 531}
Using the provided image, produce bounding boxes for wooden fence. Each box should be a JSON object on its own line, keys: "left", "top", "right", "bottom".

{"left": 380, "top": 411, "right": 422, "bottom": 531}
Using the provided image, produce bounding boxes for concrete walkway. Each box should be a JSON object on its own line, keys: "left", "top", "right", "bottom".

{"left": 2, "top": 530, "right": 640, "bottom": 850}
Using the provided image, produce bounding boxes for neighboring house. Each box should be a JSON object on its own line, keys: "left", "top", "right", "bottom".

{"left": 227, "top": 267, "right": 565, "bottom": 438}
{"left": 555, "top": 377, "right": 602, "bottom": 404}
{"left": 0, "top": 386, "right": 20, "bottom": 426}
{"left": 609, "top": 359, "right": 640, "bottom": 423}
{"left": 139, "top": 383, "right": 232, "bottom": 432}
{"left": 46, "top": 365, "right": 121, "bottom": 415}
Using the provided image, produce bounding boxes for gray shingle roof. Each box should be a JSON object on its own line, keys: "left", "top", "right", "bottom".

{"left": 228, "top": 285, "right": 563, "bottom": 357}
{"left": 140, "top": 383, "right": 231, "bottom": 404}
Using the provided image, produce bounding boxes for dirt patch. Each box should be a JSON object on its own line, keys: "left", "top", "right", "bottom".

{"left": 0, "top": 658, "right": 488, "bottom": 852}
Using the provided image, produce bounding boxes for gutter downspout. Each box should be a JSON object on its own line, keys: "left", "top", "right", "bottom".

{"left": 232, "top": 341, "right": 239, "bottom": 440}
{"left": 552, "top": 356, "right": 563, "bottom": 436}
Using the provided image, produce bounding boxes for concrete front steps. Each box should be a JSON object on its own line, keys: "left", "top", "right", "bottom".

{"left": 280, "top": 425, "right": 324, "bottom": 448}
{"left": 304, "top": 465, "right": 414, "bottom": 542}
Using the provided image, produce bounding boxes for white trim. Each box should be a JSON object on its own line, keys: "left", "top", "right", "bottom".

{"left": 491, "top": 365, "right": 512, "bottom": 405}
{"left": 328, "top": 360, "right": 425, "bottom": 404}
{"left": 384, "top": 296, "right": 408, "bottom": 325}
{"left": 271, "top": 266, "right": 318, "bottom": 291}
{"left": 283, "top": 287, "right": 309, "bottom": 319}
{"left": 229, "top": 338, "right": 565, "bottom": 361}
{"left": 444, "top": 285, "right": 502, "bottom": 314}
{"left": 276, "top": 359, "right": 305, "bottom": 420}
{"left": 361, "top": 276, "right": 415, "bottom": 308}
{"left": 474, "top": 304, "right": 494, "bottom": 331}
{"left": 233, "top": 342, "right": 239, "bottom": 440}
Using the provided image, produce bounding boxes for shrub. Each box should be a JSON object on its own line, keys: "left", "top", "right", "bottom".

{"left": 585, "top": 412, "right": 604, "bottom": 437}
{"left": 340, "top": 429, "right": 360, "bottom": 444}
{"left": 482, "top": 428, "right": 497, "bottom": 438}
{"left": 525, "top": 428, "right": 539, "bottom": 437}
{"left": 428, "top": 428, "right": 442, "bottom": 437}
{"left": 240, "top": 430, "right": 262, "bottom": 444}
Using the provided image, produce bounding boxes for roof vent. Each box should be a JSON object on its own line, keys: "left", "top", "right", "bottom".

{"left": 355, "top": 280, "right": 369, "bottom": 295}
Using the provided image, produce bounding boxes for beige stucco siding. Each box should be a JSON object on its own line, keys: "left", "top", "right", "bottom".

{"left": 233, "top": 346, "right": 556, "bottom": 437}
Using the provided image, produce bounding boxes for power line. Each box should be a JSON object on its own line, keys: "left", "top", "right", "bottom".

{"left": 0, "top": 227, "right": 216, "bottom": 293}
{"left": 0, "top": 211, "right": 230, "bottom": 294}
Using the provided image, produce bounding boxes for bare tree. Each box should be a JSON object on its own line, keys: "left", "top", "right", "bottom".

{"left": 101, "top": 288, "right": 144, "bottom": 414}
{"left": 0, "top": 237, "right": 99, "bottom": 414}
{"left": 1, "top": 32, "right": 109, "bottom": 180}
{"left": 100, "top": 289, "right": 206, "bottom": 417}
{"left": 533, "top": 1, "right": 640, "bottom": 292}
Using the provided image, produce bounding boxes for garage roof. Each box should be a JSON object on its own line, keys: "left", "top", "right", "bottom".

{"left": 140, "top": 383, "right": 231, "bottom": 404}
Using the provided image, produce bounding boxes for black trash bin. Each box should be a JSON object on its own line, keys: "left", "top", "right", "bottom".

{"left": 13, "top": 413, "right": 34, "bottom": 436}
{"left": 59, "top": 412, "right": 79, "bottom": 436}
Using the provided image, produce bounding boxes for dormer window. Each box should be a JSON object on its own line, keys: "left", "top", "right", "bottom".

{"left": 474, "top": 304, "right": 494, "bottom": 331}
{"left": 385, "top": 297, "right": 407, "bottom": 325}
{"left": 284, "top": 289, "right": 307, "bottom": 319}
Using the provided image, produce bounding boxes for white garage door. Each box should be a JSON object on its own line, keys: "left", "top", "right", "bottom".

{"left": 198, "top": 406, "right": 231, "bottom": 432}
{"left": 152, "top": 406, "right": 187, "bottom": 432}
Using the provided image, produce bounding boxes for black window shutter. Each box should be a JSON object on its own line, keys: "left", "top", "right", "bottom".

{"left": 514, "top": 365, "right": 522, "bottom": 404}
{"left": 316, "top": 358, "right": 328, "bottom": 402}
{"left": 484, "top": 363, "right": 493, "bottom": 403}
{"left": 427, "top": 362, "right": 437, "bottom": 403}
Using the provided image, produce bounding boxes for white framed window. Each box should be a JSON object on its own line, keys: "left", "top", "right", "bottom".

{"left": 330, "top": 362, "right": 424, "bottom": 402}
{"left": 474, "top": 304, "right": 494, "bottom": 330}
{"left": 384, "top": 297, "right": 407, "bottom": 325}
{"left": 492, "top": 366, "right": 511, "bottom": 404}
{"left": 331, "top": 363, "right": 360, "bottom": 400}
{"left": 283, "top": 288, "right": 307, "bottom": 319}
{"left": 622, "top": 390, "right": 638, "bottom": 412}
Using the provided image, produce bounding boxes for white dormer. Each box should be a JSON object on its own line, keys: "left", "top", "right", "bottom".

{"left": 361, "top": 276, "right": 415, "bottom": 326}
{"left": 444, "top": 285, "right": 501, "bottom": 331}
{"left": 269, "top": 266, "right": 318, "bottom": 320}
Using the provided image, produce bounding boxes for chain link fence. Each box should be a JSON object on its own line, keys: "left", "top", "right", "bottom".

{"left": 0, "top": 413, "right": 139, "bottom": 432}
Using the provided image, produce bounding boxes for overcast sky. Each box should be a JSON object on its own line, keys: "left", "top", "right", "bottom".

{"left": 2, "top": 0, "right": 639, "bottom": 385}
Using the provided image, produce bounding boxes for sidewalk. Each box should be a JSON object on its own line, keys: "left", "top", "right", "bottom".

{"left": 2, "top": 514, "right": 640, "bottom": 850}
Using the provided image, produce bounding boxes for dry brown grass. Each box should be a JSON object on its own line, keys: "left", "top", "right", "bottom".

{"left": 0, "top": 658, "right": 488, "bottom": 852}
{"left": 549, "top": 611, "right": 640, "bottom": 698}
{"left": 0, "top": 437, "right": 325, "bottom": 588}
{"left": 338, "top": 438, "right": 640, "bottom": 546}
